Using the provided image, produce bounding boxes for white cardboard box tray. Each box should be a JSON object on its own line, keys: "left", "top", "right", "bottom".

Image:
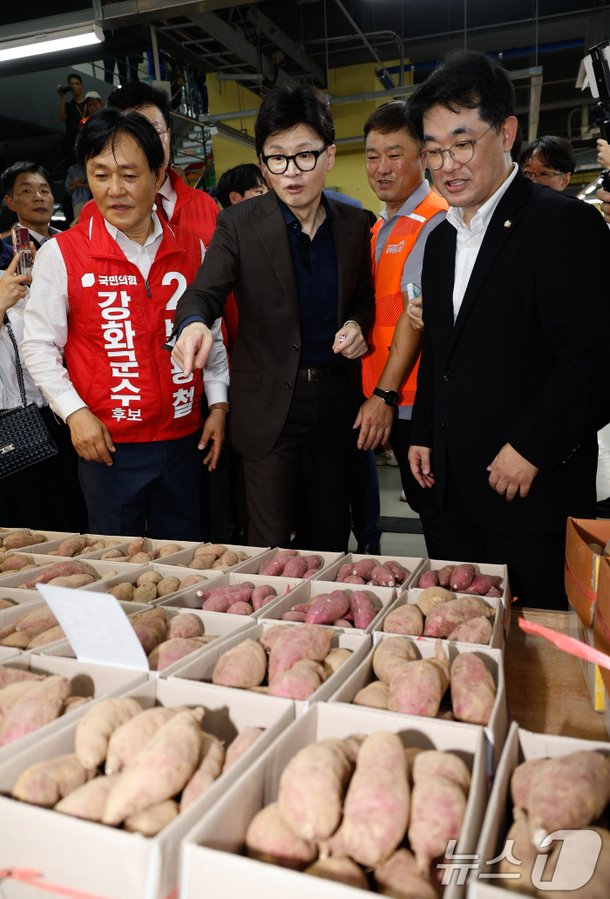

{"left": 374, "top": 589, "right": 505, "bottom": 649}
{"left": 180, "top": 702, "right": 488, "bottom": 899}
{"left": 0, "top": 558, "right": 149, "bottom": 591}
{"left": 0, "top": 655, "right": 146, "bottom": 765}
{"left": 330, "top": 634, "right": 507, "bottom": 772}
{"left": 236, "top": 546, "right": 345, "bottom": 577}
{"left": 258, "top": 579, "right": 396, "bottom": 634}
{"left": 0, "top": 529, "right": 78, "bottom": 550}
{"left": 5, "top": 533, "right": 136, "bottom": 560}
{"left": 468, "top": 723, "right": 610, "bottom": 899}
{"left": 150, "top": 542, "right": 270, "bottom": 572}
{"left": 0, "top": 646, "right": 22, "bottom": 663}
{"left": 0, "top": 677, "right": 294, "bottom": 899}
{"left": 155, "top": 570, "right": 310, "bottom": 617}
{"left": 167, "top": 621, "right": 372, "bottom": 711}
{"left": 0, "top": 585, "right": 47, "bottom": 607}
{"left": 410, "top": 559, "right": 511, "bottom": 637}
{"left": 316, "top": 551, "right": 425, "bottom": 588}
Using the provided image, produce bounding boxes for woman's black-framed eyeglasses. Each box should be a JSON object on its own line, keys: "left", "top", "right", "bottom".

{"left": 261, "top": 146, "right": 328, "bottom": 175}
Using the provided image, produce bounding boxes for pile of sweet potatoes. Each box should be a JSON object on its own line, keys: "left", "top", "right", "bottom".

{"left": 128, "top": 608, "right": 218, "bottom": 670}
{"left": 277, "top": 589, "right": 383, "bottom": 629}
{"left": 0, "top": 530, "right": 47, "bottom": 550}
{"left": 211, "top": 624, "right": 353, "bottom": 700}
{"left": 488, "top": 750, "right": 610, "bottom": 896}
{"left": 414, "top": 563, "right": 503, "bottom": 598}
{"left": 245, "top": 732, "right": 471, "bottom": 894}
{"left": 22, "top": 560, "right": 107, "bottom": 590}
{"left": 194, "top": 581, "right": 279, "bottom": 614}
{"left": 47, "top": 535, "right": 141, "bottom": 559}
{"left": 352, "top": 637, "right": 497, "bottom": 725}
{"left": 10, "top": 697, "right": 265, "bottom": 836}
{"left": 257, "top": 550, "right": 325, "bottom": 579}
{"left": 381, "top": 588, "right": 496, "bottom": 644}
{"left": 107, "top": 570, "right": 207, "bottom": 604}
{"left": 334, "top": 557, "right": 410, "bottom": 588}
{"left": 0, "top": 552, "right": 41, "bottom": 574}
{"left": 0, "top": 667, "right": 91, "bottom": 747}
{"left": 183, "top": 544, "right": 252, "bottom": 571}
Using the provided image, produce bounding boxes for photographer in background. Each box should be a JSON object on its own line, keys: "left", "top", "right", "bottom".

{"left": 57, "top": 73, "right": 86, "bottom": 160}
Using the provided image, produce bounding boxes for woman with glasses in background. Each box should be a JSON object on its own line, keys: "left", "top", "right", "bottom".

{"left": 519, "top": 135, "right": 575, "bottom": 192}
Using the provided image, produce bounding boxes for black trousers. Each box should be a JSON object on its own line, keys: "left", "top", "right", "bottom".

{"left": 390, "top": 416, "right": 445, "bottom": 559}
{"left": 441, "top": 464, "right": 568, "bottom": 610}
{"left": 242, "top": 373, "right": 355, "bottom": 552}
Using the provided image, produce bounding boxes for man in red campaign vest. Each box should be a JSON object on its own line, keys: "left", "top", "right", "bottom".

{"left": 22, "top": 109, "right": 229, "bottom": 539}
{"left": 355, "top": 100, "right": 448, "bottom": 556}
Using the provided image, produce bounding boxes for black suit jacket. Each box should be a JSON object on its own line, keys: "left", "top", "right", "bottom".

{"left": 411, "top": 172, "right": 610, "bottom": 532}
{"left": 174, "top": 190, "right": 374, "bottom": 460}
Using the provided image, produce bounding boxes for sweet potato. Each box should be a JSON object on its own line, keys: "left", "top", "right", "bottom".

{"left": 374, "top": 849, "right": 438, "bottom": 899}
{"left": 180, "top": 731, "right": 225, "bottom": 810}
{"left": 304, "top": 554, "right": 323, "bottom": 571}
{"left": 109, "top": 583, "right": 135, "bottom": 601}
{"left": 351, "top": 559, "right": 377, "bottom": 580}
{"left": 305, "top": 591, "right": 350, "bottom": 625}
{"left": 416, "top": 586, "right": 454, "bottom": 617}
{"left": 12, "top": 753, "right": 92, "bottom": 806}
{"left": 386, "top": 561, "right": 409, "bottom": 584}
{"left": 0, "top": 680, "right": 40, "bottom": 719}
{"left": 335, "top": 562, "right": 354, "bottom": 582}
{"left": 251, "top": 584, "right": 278, "bottom": 611}
{"left": 157, "top": 543, "right": 182, "bottom": 557}
{"left": 372, "top": 636, "right": 418, "bottom": 683}
{"left": 0, "top": 674, "right": 71, "bottom": 746}
{"left": 75, "top": 697, "right": 143, "bottom": 769}
{"left": 278, "top": 738, "right": 354, "bottom": 841}
{"left": 411, "top": 751, "right": 471, "bottom": 793}
{"left": 337, "top": 732, "right": 409, "bottom": 867}
{"left": 258, "top": 559, "right": 286, "bottom": 577}
{"left": 223, "top": 727, "right": 264, "bottom": 773}
{"left": 447, "top": 615, "right": 492, "bottom": 644}
{"left": 24, "top": 560, "right": 98, "bottom": 588}
{"left": 179, "top": 574, "right": 206, "bottom": 589}
{"left": 305, "top": 857, "right": 368, "bottom": 889}
{"left": 48, "top": 574, "right": 96, "bottom": 588}
{"left": 353, "top": 680, "right": 389, "bottom": 709}
{"left": 132, "top": 583, "right": 158, "bottom": 603}
{"left": 124, "top": 798, "right": 179, "bottom": 835}
{"left": 268, "top": 625, "right": 334, "bottom": 681}
{"left": 1, "top": 631, "right": 31, "bottom": 648}
{"left": 246, "top": 802, "right": 317, "bottom": 869}
{"left": 0, "top": 667, "right": 43, "bottom": 690}
{"left": 54, "top": 536, "right": 89, "bottom": 557}
{"left": 127, "top": 538, "right": 150, "bottom": 557}
{"left": 510, "top": 758, "right": 548, "bottom": 810}
{"left": 387, "top": 644, "right": 450, "bottom": 718}
{"left": 450, "top": 563, "right": 476, "bottom": 591}
{"left": 496, "top": 812, "right": 539, "bottom": 887}
{"left": 27, "top": 625, "right": 66, "bottom": 648}
{"left": 201, "top": 592, "right": 232, "bottom": 612}
{"left": 416, "top": 570, "right": 439, "bottom": 588}
{"left": 189, "top": 553, "right": 216, "bottom": 569}
{"left": 156, "top": 576, "right": 181, "bottom": 597}
{"left": 267, "top": 659, "right": 326, "bottom": 699}
{"left": 451, "top": 653, "right": 496, "bottom": 725}
{"left": 130, "top": 551, "right": 155, "bottom": 563}
{"left": 408, "top": 776, "right": 467, "bottom": 872}
{"left": 3, "top": 531, "right": 45, "bottom": 550}
{"left": 462, "top": 574, "right": 502, "bottom": 595}
{"left": 102, "top": 708, "right": 204, "bottom": 825}
{"left": 282, "top": 556, "right": 308, "bottom": 578}
{"left": 369, "top": 564, "right": 397, "bottom": 587}
{"left": 0, "top": 552, "right": 34, "bottom": 572}
{"left": 258, "top": 624, "right": 291, "bottom": 651}
{"left": 322, "top": 647, "right": 352, "bottom": 676}
{"left": 148, "top": 637, "right": 210, "bottom": 671}
{"left": 423, "top": 596, "right": 492, "bottom": 638}
{"left": 351, "top": 590, "right": 382, "bottom": 628}
{"left": 212, "top": 639, "right": 267, "bottom": 688}
{"left": 14, "top": 605, "right": 58, "bottom": 636}
{"left": 227, "top": 601, "right": 253, "bottom": 615}
{"left": 382, "top": 603, "right": 424, "bottom": 635}
{"left": 437, "top": 565, "right": 455, "bottom": 587}
{"left": 167, "top": 613, "right": 204, "bottom": 640}
{"left": 282, "top": 611, "right": 307, "bottom": 622}
{"left": 55, "top": 773, "right": 120, "bottom": 821}
{"left": 105, "top": 706, "right": 183, "bottom": 774}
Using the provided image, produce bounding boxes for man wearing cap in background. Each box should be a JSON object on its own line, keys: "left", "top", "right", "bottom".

{"left": 82, "top": 91, "right": 103, "bottom": 124}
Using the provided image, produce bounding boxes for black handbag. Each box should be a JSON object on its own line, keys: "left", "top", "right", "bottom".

{"left": 0, "top": 315, "right": 58, "bottom": 479}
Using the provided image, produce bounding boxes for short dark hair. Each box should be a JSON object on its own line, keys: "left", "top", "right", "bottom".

{"left": 519, "top": 135, "right": 576, "bottom": 174}
{"left": 75, "top": 107, "right": 164, "bottom": 174}
{"left": 363, "top": 99, "right": 418, "bottom": 143}
{"left": 409, "top": 51, "right": 516, "bottom": 140}
{"left": 67, "top": 73, "right": 83, "bottom": 84}
{"left": 107, "top": 82, "right": 171, "bottom": 129}
{"left": 215, "top": 164, "right": 265, "bottom": 208}
{"left": 2, "top": 161, "right": 52, "bottom": 196}
{"left": 254, "top": 84, "right": 334, "bottom": 157}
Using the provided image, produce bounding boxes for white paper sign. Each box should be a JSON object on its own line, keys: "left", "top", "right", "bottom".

{"left": 36, "top": 584, "right": 149, "bottom": 671}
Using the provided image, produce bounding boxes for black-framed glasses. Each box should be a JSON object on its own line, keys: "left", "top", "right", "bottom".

{"left": 261, "top": 146, "right": 327, "bottom": 175}
{"left": 424, "top": 125, "right": 494, "bottom": 171}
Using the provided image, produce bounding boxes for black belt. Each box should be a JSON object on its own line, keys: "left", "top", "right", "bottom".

{"left": 297, "top": 364, "right": 341, "bottom": 382}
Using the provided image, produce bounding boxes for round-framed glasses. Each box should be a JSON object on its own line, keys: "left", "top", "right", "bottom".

{"left": 424, "top": 125, "right": 494, "bottom": 171}
{"left": 261, "top": 146, "right": 328, "bottom": 175}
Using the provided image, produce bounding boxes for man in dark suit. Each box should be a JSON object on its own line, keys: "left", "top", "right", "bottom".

{"left": 0, "top": 162, "right": 59, "bottom": 269}
{"left": 407, "top": 51, "right": 610, "bottom": 609}
{"left": 172, "top": 84, "right": 374, "bottom": 551}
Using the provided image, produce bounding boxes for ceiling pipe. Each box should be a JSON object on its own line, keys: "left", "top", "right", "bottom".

{"left": 332, "top": 0, "right": 397, "bottom": 87}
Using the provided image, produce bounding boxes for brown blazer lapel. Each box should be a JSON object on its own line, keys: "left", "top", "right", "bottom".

{"left": 254, "top": 192, "right": 300, "bottom": 317}
{"left": 329, "top": 200, "right": 359, "bottom": 324}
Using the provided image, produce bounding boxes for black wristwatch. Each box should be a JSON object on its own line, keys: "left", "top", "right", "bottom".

{"left": 373, "top": 387, "right": 399, "bottom": 406}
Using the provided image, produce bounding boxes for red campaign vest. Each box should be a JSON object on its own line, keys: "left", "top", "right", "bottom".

{"left": 362, "top": 190, "right": 448, "bottom": 406}
{"left": 57, "top": 207, "right": 204, "bottom": 443}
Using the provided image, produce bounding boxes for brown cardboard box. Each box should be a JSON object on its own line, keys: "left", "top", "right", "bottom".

{"left": 564, "top": 517, "right": 610, "bottom": 627}
{"left": 593, "top": 554, "right": 610, "bottom": 697}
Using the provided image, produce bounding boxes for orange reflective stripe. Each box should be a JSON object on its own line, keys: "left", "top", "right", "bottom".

{"left": 363, "top": 191, "right": 448, "bottom": 403}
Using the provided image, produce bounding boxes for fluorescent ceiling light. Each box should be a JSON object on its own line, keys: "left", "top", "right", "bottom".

{"left": 0, "top": 24, "right": 103, "bottom": 63}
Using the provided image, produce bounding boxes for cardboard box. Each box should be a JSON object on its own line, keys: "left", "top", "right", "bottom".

{"left": 180, "top": 702, "right": 488, "bottom": 899}
{"left": 258, "top": 579, "right": 396, "bottom": 634}
{"left": 0, "top": 585, "right": 45, "bottom": 607}
{"left": 0, "top": 646, "right": 22, "bottom": 663}
{"left": 236, "top": 547, "right": 345, "bottom": 577}
{"left": 593, "top": 553, "right": 610, "bottom": 697}
{"left": 373, "top": 590, "right": 505, "bottom": 650}
{"left": 167, "top": 621, "right": 371, "bottom": 711}
{"left": 566, "top": 606, "right": 606, "bottom": 711}
{"left": 0, "top": 529, "right": 78, "bottom": 550}
{"left": 0, "top": 559, "right": 150, "bottom": 593}
{"left": 468, "top": 723, "right": 610, "bottom": 899}
{"left": 564, "top": 517, "right": 610, "bottom": 628}
{"left": 330, "top": 634, "right": 507, "bottom": 772}
{"left": 154, "top": 542, "right": 270, "bottom": 572}
{"left": 155, "top": 570, "right": 309, "bottom": 617}
{"left": 0, "top": 678, "right": 294, "bottom": 899}
{"left": 316, "top": 551, "right": 424, "bottom": 588}
{"left": 5, "top": 533, "right": 136, "bottom": 560}
{"left": 0, "top": 656, "right": 145, "bottom": 764}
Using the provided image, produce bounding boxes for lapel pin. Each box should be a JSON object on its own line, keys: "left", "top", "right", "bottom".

{"left": 503, "top": 219, "right": 512, "bottom": 228}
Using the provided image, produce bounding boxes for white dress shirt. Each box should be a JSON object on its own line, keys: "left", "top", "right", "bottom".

{"left": 446, "top": 162, "right": 519, "bottom": 321}
{"left": 155, "top": 175, "right": 178, "bottom": 222}
{"left": 21, "top": 212, "right": 229, "bottom": 422}
{"left": 0, "top": 298, "right": 46, "bottom": 409}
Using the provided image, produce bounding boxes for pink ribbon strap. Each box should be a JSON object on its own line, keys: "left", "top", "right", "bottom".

{"left": 518, "top": 617, "right": 610, "bottom": 671}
